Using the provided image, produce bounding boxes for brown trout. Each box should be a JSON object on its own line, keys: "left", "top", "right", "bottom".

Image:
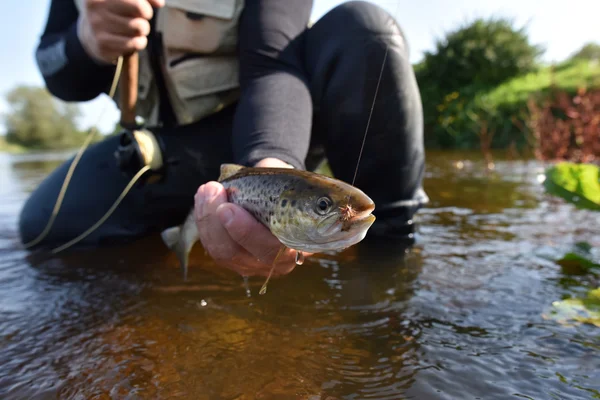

{"left": 161, "top": 163, "right": 376, "bottom": 281}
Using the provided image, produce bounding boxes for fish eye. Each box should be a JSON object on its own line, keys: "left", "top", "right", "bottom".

{"left": 316, "top": 196, "right": 333, "bottom": 214}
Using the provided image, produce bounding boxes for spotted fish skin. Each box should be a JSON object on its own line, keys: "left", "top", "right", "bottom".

{"left": 221, "top": 173, "right": 285, "bottom": 228}
{"left": 161, "top": 164, "right": 376, "bottom": 279}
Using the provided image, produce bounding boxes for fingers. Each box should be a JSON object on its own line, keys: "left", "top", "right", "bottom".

{"left": 217, "top": 203, "right": 298, "bottom": 275}
{"left": 98, "top": 14, "right": 151, "bottom": 37}
{"left": 82, "top": 0, "right": 163, "bottom": 62}
{"left": 216, "top": 203, "right": 286, "bottom": 264}
{"left": 102, "top": 0, "right": 154, "bottom": 19}
{"left": 194, "top": 182, "right": 254, "bottom": 266}
{"left": 146, "top": 0, "right": 165, "bottom": 8}
{"left": 194, "top": 181, "right": 300, "bottom": 278}
{"left": 94, "top": 31, "right": 148, "bottom": 60}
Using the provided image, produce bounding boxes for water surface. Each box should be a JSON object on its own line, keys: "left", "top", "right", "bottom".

{"left": 1, "top": 150, "right": 599, "bottom": 399}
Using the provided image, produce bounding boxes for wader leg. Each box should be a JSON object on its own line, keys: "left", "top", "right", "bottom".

{"left": 18, "top": 105, "right": 236, "bottom": 250}
{"left": 303, "top": 1, "right": 429, "bottom": 239}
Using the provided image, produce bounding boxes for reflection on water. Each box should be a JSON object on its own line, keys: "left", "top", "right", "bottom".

{"left": 0, "top": 150, "right": 599, "bottom": 399}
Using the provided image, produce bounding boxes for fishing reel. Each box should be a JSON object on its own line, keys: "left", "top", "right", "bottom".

{"left": 113, "top": 119, "right": 167, "bottom": 185}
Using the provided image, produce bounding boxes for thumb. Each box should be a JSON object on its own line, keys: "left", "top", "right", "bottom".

{"left": 147, "top": 0, "right": 165, "bottom": 8}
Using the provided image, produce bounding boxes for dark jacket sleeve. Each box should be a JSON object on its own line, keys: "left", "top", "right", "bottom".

{"left": 34, "top": 0, "right": 116, "bottom": 101}
{"left": 231, "top": 0, "right": 314, "bottom": 170}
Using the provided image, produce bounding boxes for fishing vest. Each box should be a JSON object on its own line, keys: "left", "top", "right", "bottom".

{"left": 73, "top": 0, "right": 244, "bottom": 126}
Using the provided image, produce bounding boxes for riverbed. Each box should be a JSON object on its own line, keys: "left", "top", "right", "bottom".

{"left": 1, "top": 149, "right": 599, "bottom": 399}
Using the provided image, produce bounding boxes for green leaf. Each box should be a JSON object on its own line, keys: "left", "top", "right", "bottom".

{"left": 543, "top": 162, "right": 600, "bottom": 211}
{"left": 544, "top": 287, "right": 600, "bottom": 327}
{"left": 556, "top": 251, "right": 600, "bottom": 271}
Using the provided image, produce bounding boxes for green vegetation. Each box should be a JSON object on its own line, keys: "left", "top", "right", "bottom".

{"left": 416, "top": 16, "right": 543, "bottom": 96}
{"left": 1, "top": 85, "right": 98, "bottom": 153}
{"left": 544, "top": 162, "right": 600, "bottom": 211}
{"left": 421, "top": 59, "right": 600, "bottom": 149}
{"left": 415, "top": 16, "right": 600, "bottom": 160}
{"left": 542, "top": 163, "right": 600, "bottom": 328}
{"left": 0, "top": 135, "right": 27, "bottom": 153}
{"left": 546, "top": 287, "right": 600, "bottom": 328}
{"left": 569, "top": 42, "right": 600, "bottom": 61}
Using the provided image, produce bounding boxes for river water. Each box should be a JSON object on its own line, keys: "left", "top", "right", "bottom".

{"left": 0, "top": 150, "right": 599, "bottom": 399}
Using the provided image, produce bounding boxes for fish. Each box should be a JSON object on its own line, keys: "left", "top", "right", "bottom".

{"left": 160, "top": 163, "right": 376, "bottom": 285}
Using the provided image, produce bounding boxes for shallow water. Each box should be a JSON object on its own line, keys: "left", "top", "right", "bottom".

{"left": 1, "top": 149, "right": 599, "bottom": 400}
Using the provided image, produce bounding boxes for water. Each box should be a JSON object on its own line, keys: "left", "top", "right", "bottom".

{"left": 1, "top": 150, "right": 599, "bottom": 399}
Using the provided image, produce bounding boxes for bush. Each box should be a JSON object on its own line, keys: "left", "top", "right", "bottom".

{"left": 418, "top": 16, "right": 543, "bottom": 93}
{"left": 421, "top": 59, "right": 600, "bottom": 151}
{"left": 415, "top": 16, "right": 545, "bottom": 148}
{"left": 569, "top": 42, "right": 600, "bottom": 62}
{"left": 527, "top": 87, "right": 600, "bottom": 163}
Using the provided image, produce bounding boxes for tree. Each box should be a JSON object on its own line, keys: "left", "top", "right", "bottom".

{"left": 415, "top": 16, "right": 545, "bottom": 148}
{"left": 2, "top": 85, "right": 87, "bottom": 150}
{"left": 417, "top": 16, "right": 544, "bottom": 94}
{"left": 569, "top": 42, "right": 600, "bottom": 62}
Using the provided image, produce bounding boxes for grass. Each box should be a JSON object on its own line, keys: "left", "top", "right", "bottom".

{"left": 479, "top": 59, "right": 600, "bottom": 108}
{"left": 425, "top": 59, "right": 600, "bottom": 149}
{"left": 0, "top": 136, "right": 28, "bottom": 154}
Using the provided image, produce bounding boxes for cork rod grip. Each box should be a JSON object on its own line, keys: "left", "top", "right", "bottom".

{"left": 120, "top": 52, "right": 139, "bottom": 128}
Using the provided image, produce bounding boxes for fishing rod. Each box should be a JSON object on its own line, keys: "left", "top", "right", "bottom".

{"left": 24, "top": 0, "right": 402, "bottom": 260}
{"left": 23, "top": 51, "right": 165, "bottom": 254}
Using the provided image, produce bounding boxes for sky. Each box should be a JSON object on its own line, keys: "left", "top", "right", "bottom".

{"left": 0, "top": 0, "right": 598, "bottom": 135}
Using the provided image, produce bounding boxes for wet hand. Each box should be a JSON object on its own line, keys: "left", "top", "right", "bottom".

{"left": 78, "top": 0, "right": 165, "bottom": 64}
{"left": 194, "top": 159, "right": 311, "bottom": 278}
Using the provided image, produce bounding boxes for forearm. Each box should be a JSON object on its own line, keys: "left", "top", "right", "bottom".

{"left": 231, "top": 0, "right": 314, "bottom": 170}
{"left": 35, "top": 0, "right": 116, "bottom": 101}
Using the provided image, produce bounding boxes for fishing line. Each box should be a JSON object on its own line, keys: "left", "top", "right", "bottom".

{"left": 350, "top": 0, "right": 402, "bottom": 187}
{"left": 51, "top": 164, "right": 151, "bottom": 254}
{"left": 23, "top": 56, "right": 124, "bottom": 250}
{"left": 22, "top": 55, "right": 153, "bottom": 254}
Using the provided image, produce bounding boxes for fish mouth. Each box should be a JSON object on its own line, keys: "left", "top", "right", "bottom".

{"left": 344, "top": 202, "right": 376, "bottom": 228}
{"left": 350, "top": 205, "right": 375, "bottom": 223}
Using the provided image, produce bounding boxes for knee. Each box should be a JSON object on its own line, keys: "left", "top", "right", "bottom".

{"left": 314, "top": 1, "right": 411, "bottom": 64}
{"left": 323, "top": 1, "right": 406, "bottom": 39}
{"left": 18, "top": 193, "right": 50, "bottom": 248}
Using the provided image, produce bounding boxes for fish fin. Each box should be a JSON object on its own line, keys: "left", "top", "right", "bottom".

{"left": 161, "top": 211, "right": 199, "bottom": 280}
{"left": 161, "top": 225, "right": 189, "bottom": 279}
{"left": 161, "top": 226, "right": 181, "bottom": 249}
{"left": 219, "top": 163, "right": 245, "bottom": 181}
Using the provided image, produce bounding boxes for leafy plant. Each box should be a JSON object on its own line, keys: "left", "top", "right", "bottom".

{"left": 527, "top": 87, "right": 600, "bottom": 163}
{"left": 543, "top": 162, "right": 600, "bottom": 211}
{"left": 542, "top": 162, "right": 600, "bottom": 327}
{"left": 545, "top": 287, "right": 600, "bottom": 327}
{"left": 418, "top": 16, "right": 543, "bottom": 94}
{"left": 568, "top": 42, "right": 600, "bottom": 62}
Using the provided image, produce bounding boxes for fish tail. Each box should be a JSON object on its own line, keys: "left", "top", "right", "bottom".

{"left": 161, "top": 210, "right": 198, "bottom": 280}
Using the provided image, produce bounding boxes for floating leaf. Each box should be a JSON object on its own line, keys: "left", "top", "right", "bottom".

{"left": 543, "top": 162, "right": 600, "bottom": 211}
{"left": 556, "top": 242, "right": 600, "bottom": 273}
{"left": 544, "top": 287, "right": 600, "bottom": 327}
{"left": 575, "top": 241, "right": 593, "bottom": 252}
{"left": 557, "top": 252, "right": 600, "bottom": 271}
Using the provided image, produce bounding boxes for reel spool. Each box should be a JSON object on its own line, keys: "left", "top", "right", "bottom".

{"left": 113, "top": 52, "right": 166, "bottom": 185}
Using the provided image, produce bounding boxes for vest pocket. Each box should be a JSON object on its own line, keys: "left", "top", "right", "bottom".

{"left": 165, "top": 55, "right": 240, "bottom": 124}
{"left": 168, "top": 55, "right": 239, "bottom": 99}
{"left": 158, "top": 0, "right": 242, "bottom": 54}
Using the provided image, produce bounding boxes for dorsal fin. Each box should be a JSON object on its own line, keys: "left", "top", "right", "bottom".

{"left": 218, "top": 163, "right": 245, "bottom": 181}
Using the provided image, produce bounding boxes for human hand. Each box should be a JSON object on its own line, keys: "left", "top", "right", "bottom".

{"left": 194, "top": 158, "right": 311, "bottom": 278}
{"left": 77, "top": 0, "right": 165, "bottom": 64}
